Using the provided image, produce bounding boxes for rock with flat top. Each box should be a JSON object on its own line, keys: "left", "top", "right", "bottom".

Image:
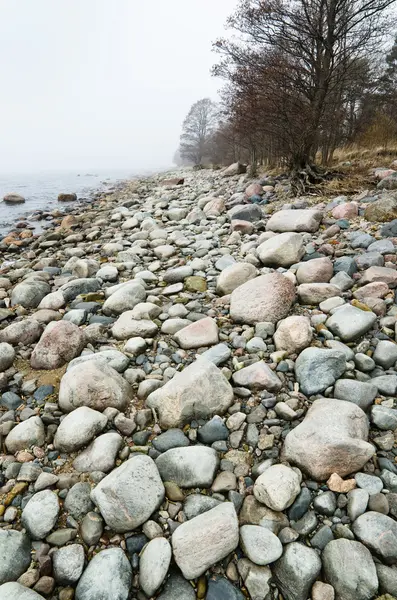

{"left": 216, "top": 262, "right": 257, "bottom": 295}
{"left": 230, "top": 273, "right": 296, "bottom": 324}
{"left": 156, "top": 446, "right": 218, "bottom": 488}
{"left": 257, "top": 232, "right": 305, "bottom": 267}
{"left": 295, "top": 347, "right": 346, "bottom": 395}
{"left": 59, "top": 361, "right": 131, "bottom": 413}
{"left": 266, "top": 209, "right": 323, "bottom": 233}
{"left": 31, "top": 321, "right": 86, "bottom": 370}
{"left": 91, "top": 455, "right": 164, "bottom": 532}
{"left": 323, "top": 539, "right": 378, "bottom": 600}
{"left": 283, "top": 398, "right": 375, "bottom": 480}
{"left": 174, "top": 317, "right": 218, "bottom": 349}
{"left": 146, "top": 357, "right": 233, "bottom": 429}
{"left": 172, "top": 503, "right": 239, "bottom": 579}
{"left": 75, "top": 548, "right": 131, "bottom": 600}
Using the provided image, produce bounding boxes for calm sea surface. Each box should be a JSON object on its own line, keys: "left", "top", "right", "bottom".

{"left": 0, "top": 168, "right": 137, "bottom": 235}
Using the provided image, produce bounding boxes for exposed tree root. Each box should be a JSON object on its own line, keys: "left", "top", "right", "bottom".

{"left": 291, "top": 163, "right": 344, "bottom": 195}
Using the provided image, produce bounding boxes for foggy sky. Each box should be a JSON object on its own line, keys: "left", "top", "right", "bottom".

{"left": 0, "top": 0, "right": 238, "bottom": 173}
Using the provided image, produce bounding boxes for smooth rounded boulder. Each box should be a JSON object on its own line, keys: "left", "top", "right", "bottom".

{"left": 54, "top": 406, "right": 107, "bottom": 452}
{"left": 257, "top": 232, "right": 305, "bottom": 267}
{"left": 3, "top": 193, "right": 25, "bottom": 204}
{"left": 76, "top": 548, "right": 131, "bottom": 600}
{"left": 102, "top": 281, "right": 146, "bottom": 315}
{"left": 216, "top": 262, "right": 257, "bottom": 295}
{"left": 323, "top": 539, "right": 378, "bottom": 600}
{"left": 91, "top": 455, "right": 165, "bottom": 532}
{"left": 172, "top": 503, "right": 239, "bottom": 579}
{"left": 274, "top": 316, "right": 312, "bottom": 353}
{"left": 0, "top": 530, "right": 31, "bottom": 584}
{"left": 21, "top": 490, "right": 60, "bottom": 540}
{"left": 156, "top": 446, "right": 219, "bottom": 488}
{"left": 295, "top": 347, "right": 346, "bottom": 395}
{"left": 58, "top": 360, "right": 131, "bottom": 412}
{"left": 266, "top": 209, "right": 322, "bottom": 233}
{"left": 139, "top": 537, "right": 172, "bottom": 597}
{"left": 5, "top": 416, "right": 45, "bottom": 453}
{"left": 11, "top": 280, "right": 51, "bottom": 309}
{"left": 230, "top": 273, "right": 296, "bottom": 324}
{"left": 30, "top": 320, "right": 86, "bottom": 370}
{"left": 0, "top": 583, "right": 45, "bottom": 599}
{"left": 283, "top": 398, "right": 375, "bottom": 480}
{"left": 146, "top": 357, "right": 233, "bottom": 429}
{"left": 353, "top": 511, "right": 397, "bottom": 564}
{"left": 296, "top": 256, "right": 333, "bottom": 283}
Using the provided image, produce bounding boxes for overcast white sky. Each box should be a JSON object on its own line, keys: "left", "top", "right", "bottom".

{"left": 0, "top": 0, "right": 238, "bottom": 173}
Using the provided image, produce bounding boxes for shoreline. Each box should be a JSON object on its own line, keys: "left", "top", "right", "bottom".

{"left": 0, "top": 162, "right": 396, "bottom": 598}
{"left": 0, "top": 168, "right": 158, "bottom": 240}
{"left": 0, "top": 167, "right": 177, "bottom": 250}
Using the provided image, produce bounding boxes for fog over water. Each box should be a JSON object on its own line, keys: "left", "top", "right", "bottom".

{"left": 0, "top": 0, "right": 238, "bottom": 174}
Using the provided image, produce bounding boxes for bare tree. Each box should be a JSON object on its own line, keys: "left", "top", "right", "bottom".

{"left": 213, "top": 0, "right": 396, "bottom": 190}
{"left": 179, "top": 98, "right": 218, "bottom": 165}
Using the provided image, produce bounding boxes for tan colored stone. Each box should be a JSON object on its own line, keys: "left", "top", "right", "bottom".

{"left": 327, "top": 473, "right": 357, "bottom": 493}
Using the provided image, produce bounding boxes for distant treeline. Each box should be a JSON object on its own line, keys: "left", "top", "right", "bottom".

{"left": 176, "top": 0, "right": 397, "bottom": 187}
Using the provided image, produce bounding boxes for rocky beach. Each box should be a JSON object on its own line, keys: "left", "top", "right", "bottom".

{"left": 1, "top": 162, "right": 397, "bottom": 599}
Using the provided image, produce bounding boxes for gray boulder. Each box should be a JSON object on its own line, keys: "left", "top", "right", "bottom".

{"left": 67, "top": 349, "right": 129, "bottom": 373}
{"left": 111, "top": 313, "right": 158, "bottom": 339}
{"left": 64, "top": 483, "right": 95, "bottom": 520}
{"left": 5, "top": 416, "right": 45, "bottom": 453}
{"left": 11, "top": 280, "right": 50, "bottom": 308}
{"left": 172, "top": 503, "right": 239, "bottom": 579}
{"left": 102, "top": 281, "right": 146, "bottom": 315}
{"left": 0, "top": 583, "right": 44, "bottom": 600}
{"left": 254, "top": 464, "right": 301, "bottom": 511}
{"left": 53, "top": 544, "right": 85, "bottom": 585}
{"left": 353, "top": 511, "right": 397, "bottom": 564}
{"left": 0, "top": 343, "right": 15, "bottom": 372}
{"left": 334, "top": 379, "right": 377, "bottom": 411}
{"left": 0, "top": 530, "right": 31, "bottom": 584}
{"left": 91, "top": 455, "right": 164, "bottom": 532}
{"left": 156, "top": 446, "right": 219, "bottom": 488}
{"left": 273, "top": 542, "right": 321, "bottom": 600}
{"left": 283, "top": 398, "right": 375, "bottom": 480}
{"left": 59, "top": 361, "right": 131, "bottom": 412}
{"left": 75, "top": 548, "right": 131, "bottom": 600}
{"left": 323, "top": 539, "right": 378, "bottom": 600}
{"left": 157, "top": 572, "right": 196, "bottom": 600}
{"left": 240, "top": 525, "right": 283, "bottom": 565}
{"left": 266, "top": 209, "right": 322, "bottom": 233}
{"left": 373, "top": 340, "right": 397, "bottom": 368}
{"left": 371, "top": 405, "right": 397, "bottom": 430}
{"left": 73, "top": 432, "right": 123, "bottom": 473}
{"left": 54, "top": 407, "right": 107, "bottom": 452}
{"left": 295, "top": 347, "right": 346, "bottom": 395}
{"left": 21, "top": 490, "right": 59, "bottom": 540}
{"left": 139, "top": 537, "right": 171, "bottom": 597}
{"left": 60, "top": 278, "right": 101, "bottom": 302}
{"left": 376, "top": 563, "right": 397, "bottom": 597}
{"left": 257, "top": 232, "right": 305, "bottom": 267}
{"left": 146, "top": 357, "right": 233, "bottom": 429}
{"left": 326, "top": 305, "right": 377, "bottom": 341}
{"left": 4, "top": 193, "right": 25, "bottom": 203}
